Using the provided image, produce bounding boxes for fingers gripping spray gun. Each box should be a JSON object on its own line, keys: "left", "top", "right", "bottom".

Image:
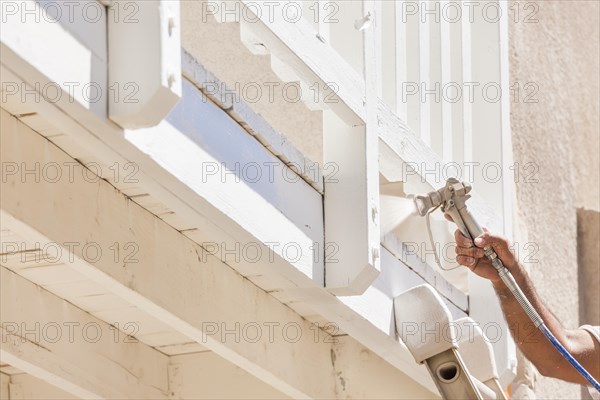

{"left": 414, "top": 178, "right": 600, "bottom": 393}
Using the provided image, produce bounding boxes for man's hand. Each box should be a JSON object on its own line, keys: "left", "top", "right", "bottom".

{"left": 448, "top": 219, "right": 522, "bottom": 284}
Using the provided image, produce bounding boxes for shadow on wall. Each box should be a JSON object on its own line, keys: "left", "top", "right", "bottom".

{"left": 577, "top": 208, "right": 600, "bottom": 326}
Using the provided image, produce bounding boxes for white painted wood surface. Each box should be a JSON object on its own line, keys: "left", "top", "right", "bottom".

{"left": 418, "top": 1, "right": 432, "bottom": 147}
{"left": 0, "top": 0, "right": 107, "bottom": 119}
{"left": 126, "top": 79, "right": 324, "bottom": 283}
{"left": 108, "top": 0, "right": 182, "bottom": 128}
{"left": 323, "top": 111, "right": 380, "bottom": 295}
{"left": 323, "top": 0, "right": 381, "bottom": 295}
{"left": 181, "top": 50, "right": 324, "bottom": 193}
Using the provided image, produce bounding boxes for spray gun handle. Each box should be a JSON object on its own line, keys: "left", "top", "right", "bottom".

{"left": 456, "top": 207, "right": 484, "bottom": 239}
{"left": 456, "top": 206, "right": 509, "bottom": 274}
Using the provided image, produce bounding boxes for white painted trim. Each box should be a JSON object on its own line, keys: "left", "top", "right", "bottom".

{"left": 0, "top": 62, "right": 436, "bottom": 396}
{"left": 0, "top": 59, "right": 324, "bottom": 289}
{"left": 381, "top": 236, "right": 468, "bottom": 312}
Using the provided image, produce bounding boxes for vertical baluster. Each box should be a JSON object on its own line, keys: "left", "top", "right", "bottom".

{"left": 395, "top": 0, "right": 408, "bottom": 120}
{"left": 317, "top": 0, "right": 332, "bottom": 42}
{"left": 419, "top": 1, "right": 431, "bottom": 146}
{"left": 378, "top": 0, "right": 395, "bottom": 110}
{"left": 428, "top": 1, "right": 443, "bottom": 158}
{"left": 302, "top": 0, "right": 318, "bottom": 31}
{"left": 440, "top": 0, "right": 453, "bottom": 162}
{"left": 461, "top": 1, "right": 473, "bottom": 166}
{"left": 328, "top": 0, "right": 364, "bottom": 75}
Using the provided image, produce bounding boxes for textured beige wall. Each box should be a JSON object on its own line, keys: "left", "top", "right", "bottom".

{"left": 509, "top": 1, "right": 599, "bottom": 398}
{"left": 180, "top": 0, "right": 323, "bottom": 164}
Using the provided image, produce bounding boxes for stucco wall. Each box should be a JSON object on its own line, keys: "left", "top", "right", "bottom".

{"left": 180, "top": 0, "right": 324, "bottom": 165}
{"left": 509, "top": 1, "right": 599, "bottom": 398}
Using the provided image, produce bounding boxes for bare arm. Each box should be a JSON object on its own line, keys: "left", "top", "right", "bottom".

{"left": 453, "top": 229, "right": 600, "bottom": 385}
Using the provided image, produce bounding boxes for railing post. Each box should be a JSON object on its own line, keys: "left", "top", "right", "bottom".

{"left": 324, "top": 0, "right": 380, "bottom": 295}
{"left": 108, "top": 0, "right": 182, "bottom": 129}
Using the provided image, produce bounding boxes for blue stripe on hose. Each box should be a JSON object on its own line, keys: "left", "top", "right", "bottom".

{"left": 539, "top": 323, "right": 600, "bottom": 392}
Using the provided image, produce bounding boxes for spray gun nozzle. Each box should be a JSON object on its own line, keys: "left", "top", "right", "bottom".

{"left": 412, "top": 178, "right": 473, "bottom": 217}
{"left": 413, "top": 190, "right": 444, "bottom": 216}
{"left": 413, "top": 195, "right": 432, "bottom": 216}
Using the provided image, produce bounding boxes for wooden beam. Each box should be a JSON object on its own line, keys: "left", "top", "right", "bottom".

{"left": 465, "top": 1, "right": 517, "bottom": 384}
{"left": 1, "top": 372, "right": 9, "bottom": 400}
{"left": 0, "top": 111, "right": 332, "bottom": 399}
{"left": 0, "top": 64, "right": 437, "bottom": 395}
{"left": 331, "top": 334, "right": 440, "bottom": 399}
{"left": 0, "top": 60, "right": 324, "bottom": 290}
{"left": 168, "top": 352, "right": 289, "bottom": 399}
{"left": 3, "top": 372, "right": 78, "bottom": 400}
{"left": 0, "top": 267, "right": 169, "bottom": 399}
{"left": 127, "top": 79, "right": 324, "bottom": 286}
{"left": 0, "top": 108, "right": 438, "bottom": 397}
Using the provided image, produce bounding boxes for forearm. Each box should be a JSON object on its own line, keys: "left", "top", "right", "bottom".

{"left": 453, "top": 228, "right": 599, "bottom": 384}
{"left": 492, "top": 265, "right": 581, "bottom": 382}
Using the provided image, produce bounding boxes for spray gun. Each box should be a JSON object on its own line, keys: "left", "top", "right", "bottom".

{"left": 412, "top": 178, "right": 600, "bottom": 393}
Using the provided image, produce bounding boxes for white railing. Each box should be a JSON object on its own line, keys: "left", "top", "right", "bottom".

{"left": 251, "top": 0, "right": 516, "bottom": 382}
{"left": 297, "top": 0, "right": 512, "bottom": 237}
